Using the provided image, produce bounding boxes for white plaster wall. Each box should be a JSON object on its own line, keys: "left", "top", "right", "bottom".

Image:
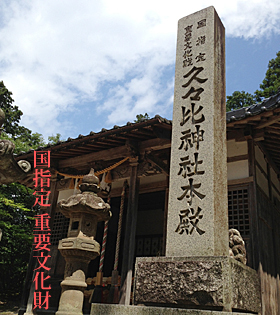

{"left": 227, "top": 160, "right": 249, "bottom": 180}
{"left": 227, "top": 140, "right": 247, "bottom": 157}
{"left": 256, "top": 166, "right": 269, "bottom": 197}
{"left": 255, "top": 145, "right": 267, "bottom": 173}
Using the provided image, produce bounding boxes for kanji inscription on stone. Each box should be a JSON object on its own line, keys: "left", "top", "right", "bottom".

{"left": 166, "top": 6, "right": 228, "bottom": 257}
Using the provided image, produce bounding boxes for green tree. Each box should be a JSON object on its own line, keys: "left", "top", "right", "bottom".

{"left": 226, "top": 91, "right": 255, "bottom": 112}
{"left": 48, "top": 133, "right": 62, "bottom": 145}
{"left": 134, "top": 113, "right": 150, "bottom": 122}
{"left": 0, "top": 82, "right": 40, "bottom": 298}
{"left": 255, "top": 51, "right": 280, "bottom": 102}
{"left": 0, "top": 183, "right": 38, "bottom": 297}
{"left": 0, "top": 81, "right": 45, "bottom": 154}
{"left": 0, "top": 81, "right": 23, "bottom": 137}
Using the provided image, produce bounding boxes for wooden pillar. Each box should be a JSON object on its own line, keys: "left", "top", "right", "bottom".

{"left": 247, "top": 139, "right": 260, "bottom": 270}
{"left": 266, "top": 162, "right": 273, "bottom": 202}
{"left": 119, "top": 158, "right": 139, "bottom": 305}
{"left": 162, "top": 176, "right": 169, "bottom": 256}
{"left": 248, "top": 140, "right": 265, "bottom": 315}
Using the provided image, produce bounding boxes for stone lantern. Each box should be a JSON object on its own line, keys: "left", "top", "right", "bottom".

{"left": 56, "top": 169, "right": 111, "bottom": 315}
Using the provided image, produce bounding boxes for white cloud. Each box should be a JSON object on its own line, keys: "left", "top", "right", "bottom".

{"left": 0, "top": 0, "right": 279, "bottom": 139}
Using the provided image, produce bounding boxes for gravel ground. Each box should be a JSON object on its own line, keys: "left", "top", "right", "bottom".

{"left": 0, "top": 299, "right": 20, "bottom": 315}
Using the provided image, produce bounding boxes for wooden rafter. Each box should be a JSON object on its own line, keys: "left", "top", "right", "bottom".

{"left": 145, "top": 153, "right": 169, "bottom": 176}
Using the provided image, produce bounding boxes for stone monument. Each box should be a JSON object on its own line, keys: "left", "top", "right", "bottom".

{"left": 91, "top": 6, "right": 261, "bottom": 315}
{"left": 166, "top": 5, "right": 227, "bottom": 257}
{"left": 133, "top": 6, "right": 261, "bottom": 314}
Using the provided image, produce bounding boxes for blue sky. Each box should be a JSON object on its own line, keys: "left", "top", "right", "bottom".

{"left": 0, "top": 0, "right": 279, "bottom": 141}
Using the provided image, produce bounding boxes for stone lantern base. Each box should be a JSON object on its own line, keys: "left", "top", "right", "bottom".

{"left": 56, "top": 237, "right": 100, "bottom": 315}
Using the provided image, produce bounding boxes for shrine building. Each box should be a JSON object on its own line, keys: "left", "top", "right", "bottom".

{"left": 17, "top": 91, "right": 280, "bottom": 314}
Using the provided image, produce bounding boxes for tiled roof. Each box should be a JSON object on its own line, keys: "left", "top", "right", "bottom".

{"left": 226, "top": 92, "right": 280, "bottom": 124}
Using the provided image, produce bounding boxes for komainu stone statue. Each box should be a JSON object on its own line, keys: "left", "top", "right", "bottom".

{"left": 0, "top": 108, "right": 31, "bottom": 184}
{"left": 229, "top": 228, "right": 247, "bottom": 265}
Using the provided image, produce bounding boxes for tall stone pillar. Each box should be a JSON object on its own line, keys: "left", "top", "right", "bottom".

{"left": 166, "top": 5, "right": 228, "bottom": 257}
{"left": 133, "top": 7, "right": 261, "bottom": 314}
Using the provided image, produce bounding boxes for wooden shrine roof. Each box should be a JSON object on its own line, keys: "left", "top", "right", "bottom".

{"left": 16, "top": 91, "right": 280, "bottom": 178}
{"left": 16, "top": 115, "right": 172, "bottom": 177}
{"left": 226, "top": 91, "right": 280, "bottom": 174}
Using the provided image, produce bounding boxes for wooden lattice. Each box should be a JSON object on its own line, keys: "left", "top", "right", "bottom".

{"left": 228, "top": 188, "right": 250, "bottom": 237}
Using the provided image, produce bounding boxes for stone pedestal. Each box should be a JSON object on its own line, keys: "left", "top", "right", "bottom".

{"left": 91, "top": 304, "right": 259, "bottom": 315}
{"left": 56, "top": 237, "right": 100, "bottom": 315}
{"left": 134, "top": 256, "right": 261, "bottom": 314}
{"left": 56, "top": 271, "right": 87, "bottom": 315}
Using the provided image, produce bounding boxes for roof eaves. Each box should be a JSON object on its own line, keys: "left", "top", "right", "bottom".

{"left": 226, "top": 92, "right": 280, "bottom": 123}
{"left": 15, "top": 115, "right": 172, "bottom": 158}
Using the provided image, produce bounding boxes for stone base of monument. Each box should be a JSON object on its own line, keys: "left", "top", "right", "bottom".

{"left": 133, "top": 256, "right": 261, "bottom": 314}
{"left": 90, "top": 304, "right": 258, "bottom": 315}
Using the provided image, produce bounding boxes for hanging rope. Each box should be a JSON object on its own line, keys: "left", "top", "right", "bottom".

{"left": 99, "top": 195, "right": 111, "bottom": 273}
{"left": 55, "top": 156, "right": 129, "bottom": 179}
{"left": 114, "top": 179, "right": 128, "bottom": 271}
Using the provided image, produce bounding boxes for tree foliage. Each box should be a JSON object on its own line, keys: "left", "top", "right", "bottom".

{"left": 0, "top": 183, "right": 38, "bottom": 297}
{"left": 134, "top": 113, "right": 150, "bottom": 122}
{"left": 0, "top": 81, "right": 23, "bottom": 137}
{"left": 226, "top": 91, "right": 255, "bottom": 112}
{"left": 48, "top": 133, "right": 62, "bottom": 145}
{"left": 0, "top": 81, "right": 45, "bottom": 154}
{"left": 0, "top": 81, "right": 40, "bottom": 298}
{"left": 255, "top": 51, "right": 280, "bottom": 102}
{"left": 226, "top": 51, "right": 280, "bottom": 111}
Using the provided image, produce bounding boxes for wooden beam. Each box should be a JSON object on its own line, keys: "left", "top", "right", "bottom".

{"left": 59, "top": 146, "right": 129, "bottom": 168}
{"left": 227, "top": 176, "right": 253, "bottom": 186}
{"left": 145, "top": 153, "right": 169, "bottom": 176}
{"left": 227, "top": 130, "right": 245, "bottom": 141}
{"left": 227, "top": 129, "right": 264, "bottom": 142}
{"left": 139, "top": 138, "right": 171, "bottom": 151}
{"left": 227, "top": 116, "right": 261, "bottom": 128}
{"left": 110, "top": 180, "right": 167, "bottom": 197}
{"left": 264, "top": 145, "right": 280, "bottom": 153}
{"left": 256, "top": 142, "right": 280, "bottom": 176}
{"left": 152, "top": 126, "right": 171, "bottom": 140}
{"left": 227, "top": 154, "right": 248, "bottom": 163}
{"left": 255, "top": 113, "right": 280, "bottom": 129}
{"left": 265, "top": 124, "right": 280, "bottom": 130}
{"left": 261, "top": 111, "right": 274, "bottom": 118}
{"left": 265, "top": 128, "right": 280, "bottom": 135}
{"left": 59, "top": 138, "right": 171, "bottom": 170}
{"left": 253, "top": 129, "right": 265, "bottom": 141}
